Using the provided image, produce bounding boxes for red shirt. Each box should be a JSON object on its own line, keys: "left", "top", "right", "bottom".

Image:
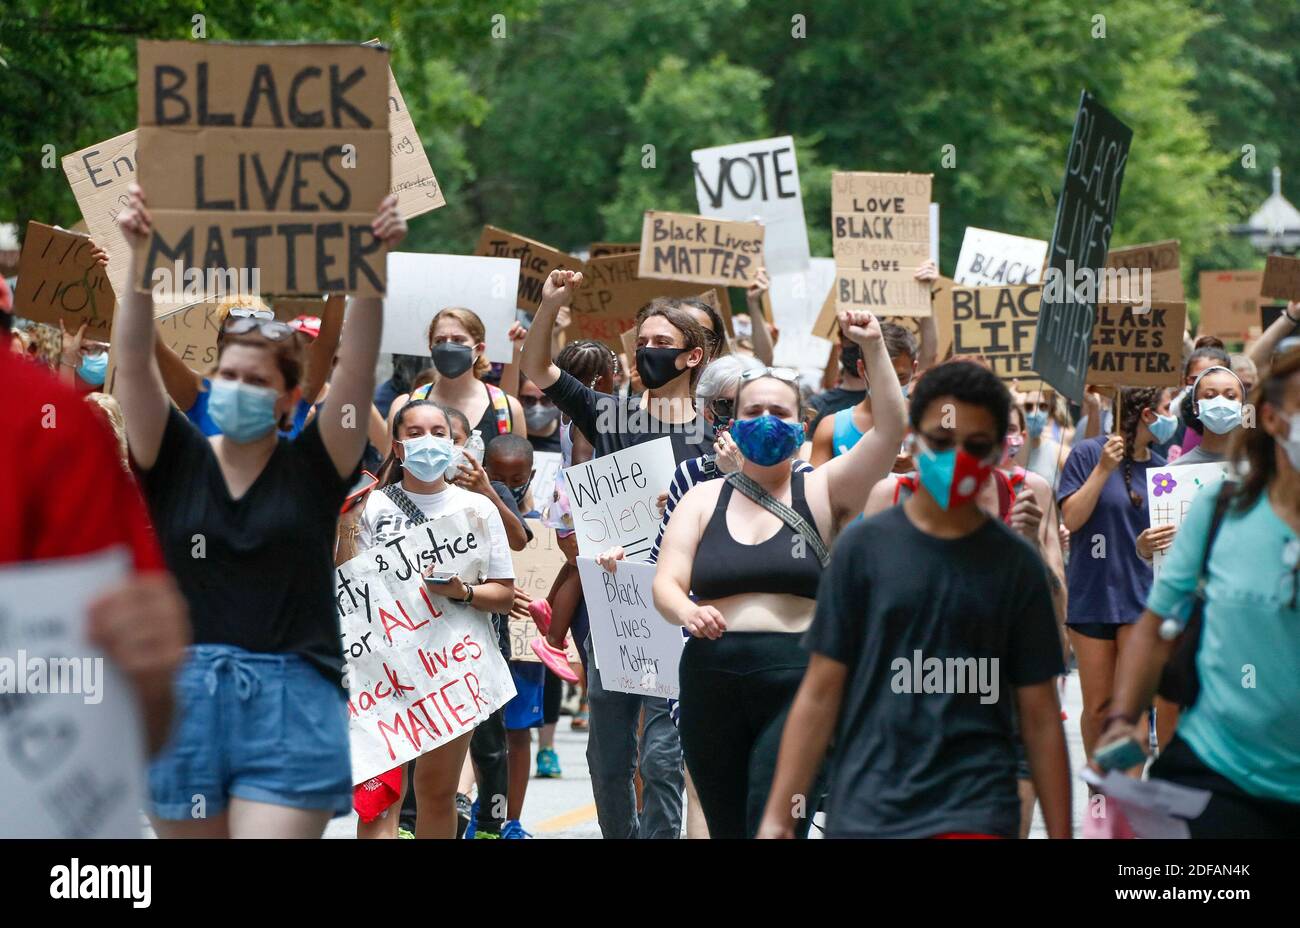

{"left": 0, "top": 351, "right": 164, "bottom": 570}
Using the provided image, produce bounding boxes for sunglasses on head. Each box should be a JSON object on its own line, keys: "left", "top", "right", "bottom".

{"left": 223, "top": 316, "right": 296, "bottom": 341}
{"left": 739, "top": 366, "right": 800, "bottom": 386}
{"left": 915, "top": 430, "right": 1000, "bottom": 462}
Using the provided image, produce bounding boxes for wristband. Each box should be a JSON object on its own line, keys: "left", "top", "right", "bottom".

{"left": 461, "top": 584, "right": 475, "bottom": 606}
{"left": 1286, "top": 305, "right": 1300, "bottom": 326}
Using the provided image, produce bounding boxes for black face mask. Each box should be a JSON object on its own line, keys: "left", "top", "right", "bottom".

{"left": 636, "top": 346, "right": 688, "bottom": 389}
{"left": 431, "top": 342, "right": 474, "bottom": 378}
{"left": 509, "top": 482, "right": 530, "bottom": 508}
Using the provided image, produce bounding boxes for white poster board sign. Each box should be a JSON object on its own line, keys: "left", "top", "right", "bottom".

{"left": 954, "top": 227, "right": 1048, "bottom": 287}
{"left": 528, "top": 451, "right": 562, "bottom": 517}
{"left": 577, "top": 558, "right": 685, "bottom": 698}
{"left": 563, "top": 437, "right": 678, "bottom": 561}
{"left": 1146, "top": 462, "right": 1231, "bottom": 577}
{"left": 0, "top": 548, "right": 145, "bottom": 838}
{"left": 382, "top": 252, "right": 520, "bottom": 363}
{"left": 335, "top": 510, "right": 515, "bottom": 784}
{"left": 768, "top": 256, "right": 836, "bottom": 372}
{"left": 692, "top": 135, "right": 810, "bottom": 276}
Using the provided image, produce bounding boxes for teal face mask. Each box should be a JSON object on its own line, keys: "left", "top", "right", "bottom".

{"left": 77, "top": 352, "right": 108, "bottom": 386}
{"left": 208, "top": 379, "right": 280, "bottom": 443}
{"left": 1148, "top": 412, "right": 1178, "bottom": 444}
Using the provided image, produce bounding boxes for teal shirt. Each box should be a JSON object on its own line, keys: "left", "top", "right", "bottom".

{"left": 831, "top": 407, "right": 864, "bottom": 457}
{"left": 1147, "top": 488, "right": 1300, "bottom": 803}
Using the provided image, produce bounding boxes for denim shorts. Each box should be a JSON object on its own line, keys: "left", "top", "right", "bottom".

{"left": 149, "top": 644, "right": 353, "bottom": 820}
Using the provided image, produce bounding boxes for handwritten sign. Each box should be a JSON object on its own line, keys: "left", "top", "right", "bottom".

{"left": 1261, "top": 254, "right": 1300, "bottom": 303}
{"left": 947, "top": 284, "right": 1043, "bottom": 389}
{"left": 638, "top": 211, "right": 764, "bottom": 287}
{"left": 564, "top": 437, "right": 677, "bottom": 560}
{"left": 335, "top": 510, "right": 515, "bottom": 784}
{"left": 13, "top": 222, "right": 115, "bottom": 338}
{"left": 1197, "top": 270, "right": 1264, "bottom": 339}
{"left": 692, "top": 135, "right": 809, "bottom": 275}
{"left": 103, "top": 298, "right": 222, "bottom": 394}
{"left": 1100, "top": 240, "right": 1183, "bottom": 303}
{"left": 474, "top": 225, "right": 584, "bottom": 311}
{"left": 831, "top": 172, "right": 932, "bottom": 315}
{"left": 0, "top": 548, "right": 145, "bottom": 838}
{"left": 1146, "top": 462, "right": 1230, "bottom": 577}
{"left": 577, "top": 558, "right": 683, "bottom": 698}
{"left": 954, "top": 227, "right": 1047, "bottom": 287}
{"left": 570, "top": 252, "right": 726, "bottom": 349}
{"left": 588, "top": 242, "right": 639, "bottom": 258}
{"left": 364, "top": 38, "right": 445, "bottom": 218}
{"left": 1033, "top": 91, "right": 1133, "bottom": 401}
{"left": 60, "top": 130, "right": 138, "bottom": 301}
{"left": 381, "top": 252, "right": 520, "bottom": 363}
{"left": 135, "top": 40, "right": 392, "bottom": 296}
{"left": 1087, "top": 301, "right": 1186, "bottom": 387}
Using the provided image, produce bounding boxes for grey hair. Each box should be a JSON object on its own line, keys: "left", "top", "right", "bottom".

{"left": 695, "top": 354, "right": 766, "bottom": 408}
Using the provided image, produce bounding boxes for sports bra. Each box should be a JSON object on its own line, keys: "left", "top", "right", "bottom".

{"left": 831, "top": 407, "right": 865, "bottom": 457}
{"left": 690, "top": 470, "right": 824, "bottom": 601}
{"left": 411, "top": 381, "right": 512, "bottom": 437}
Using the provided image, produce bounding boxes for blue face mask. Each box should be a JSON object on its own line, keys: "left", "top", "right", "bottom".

{"left": 1197, "top": 395, "right": 1242, "bottom": 434}
{"left": 1148, "top": 412, "right": 1178, "bottom": 444}
{"left": 77, "top": 352, "right": 108, "bottom": 386}
{"left": 730, "top": 414, "right": 805, "bottom": 467}
{"left": 402, "top": 434, "right": 455, "bottom": 482}
{"left": 1024, "top": 409, "right": 1048, "bottom": 438}
{"left": 208, "top": 379, "right": 280, "bottom": 443}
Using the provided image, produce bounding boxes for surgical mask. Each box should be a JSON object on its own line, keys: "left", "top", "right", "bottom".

{"left": 1148, "top": 412, "right": 1178, "bottom": 444}
{"left": 915, "top": 437, "right": 995, "bottom": 511}
{"left": 431, "top": 342, "right": 475, "bottom": 379}
{"left": 208, "top": 379, "right": 280, "bottom": 443}
{"left": 77, "top": 352, "right": 108, "bottom": 386}
{"left": 402, "top": 434, "right": 455, "bottom": 482}
{"left": 1002, "top": 434, "right": 1024, "bottom": 464}
{"left": 1197, "top": 395, "right": 1242, "bottom": 434}
{"left": 1280, "top": 413, "right": 1300, "bottom": 471}
{"left": 730, "top": 414, "right": 805, "bottom": 467}
{"left": 524, "top": 402, "right": 560, "bottom": 432}
{"left": 1024, "top": 409, "right": 1048, "bottom": 438}
{"left": 636, "top": 347, "right": 688, "bottom": 390}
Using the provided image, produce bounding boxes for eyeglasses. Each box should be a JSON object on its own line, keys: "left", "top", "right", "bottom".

{"left": 519, "top": 395, "right": 555, "bottom": 409}
{"left": 709, "top": 397, "right": 736, "bottom": 421}
{"left": 223, "top": 317, "right": 296, "bottom": 341}
{"left": 915, "top": 430, "right": 1000, "bottom": 462}
{"left": 739, "top": 366, "right": 800, "bottom": 386}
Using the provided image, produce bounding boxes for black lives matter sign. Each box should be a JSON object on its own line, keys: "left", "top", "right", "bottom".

{"left": 135, "top": 41, "right": 391, "bottom": 296}
{"left": 1032, "top": 91, "right": 1132, "bottom": 401}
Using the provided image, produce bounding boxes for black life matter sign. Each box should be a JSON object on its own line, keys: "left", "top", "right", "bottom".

{"left": 1031, "top": 91, "right": 1132, "bottom": 402}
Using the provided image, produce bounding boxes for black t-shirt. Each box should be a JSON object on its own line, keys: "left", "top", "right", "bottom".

{"left": 138, "top": 407, "right": 359, "bottom": 683}
{"left": 542, "top": 370, "right": 714, "bottom": 464}
{"left": 804, "top": 505, "right": 1064, "bottom": 838}
{"left": 528, "top": 430, "right": 562, "bottom": 454}
{"left": 808, "top": 386, "right": 866, "bottom": 435}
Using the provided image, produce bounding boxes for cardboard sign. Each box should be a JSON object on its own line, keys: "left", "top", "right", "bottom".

{"left": 335, "top": 511, "right": 515, "bottom": 784}
{"left": 1197, "top": 270, "right": 1264, "bottom": 339}
{"left": 135, "top": 41, "right": 391, "bottom": 297}
{"left": 1146, "top": 462, "right": 1230, "bottom": 578}
{"left": 564, "top": 437, "right": 678, "bottom": 560}
{"left": 570, "top": 252, "right": 727, "bottom": 349}
{"left": 831, "top": 172, "right": 932, "bottom": 315}
{"left": 767, "top": 257, "right": 836, "bottom": 370}
{"left": 474, "top": 225, "right": 584, "bottom": 311}
{"left": 364, "top": 38, "right": 445, "bottom": 219}
{"left": 1087, "top": 301, "right": 1186, "bottom": 387}
{"left": 381, "top": 252, "right": 520, "bottom": 362}
{"left": 1261, "top": 254, "right": 1300, "bottom": 303}
{"left": 577, "top": 558, "right": 684, "bottom": 699}
{"left": 947, "top": 284, "right": 1043, "bottom": 389}
{"left": 954, "top": 227, "right": 1047, "bottom": 287}
{"left": 1033, "top": 91, "right": 1133, "bottom": 401}
{"left": 507, "top": 519, "right": 580, "bottom": 664}
{"left": 13, "top": 222, "right": 115, "bottom": 338}
{"left": 692, "top": 135, "right": 810, "bottom": 275}
{"left": 588, "top": 242, "right": 639, "bottom": 259}
{"left": 103, "top": 298, "right": 222, "bottom": 394}
{"left": 638, "top": 211, "right": 764, "bottom": 287}
{"left": 0, "top": 549, "right": 146, "bottom": 838}
{"left": 60, "top": 130, "right": 139, "bottom": 301}
{"left": 619, "top": 326, "right": 638, "bottom": 365}
{"left": 1100, "top": 240, "right": 1183, "bottom": 304}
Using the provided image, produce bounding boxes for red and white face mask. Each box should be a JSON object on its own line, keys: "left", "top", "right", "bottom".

{"left": 913, "top": 435, "right": 997, "bottom": 510}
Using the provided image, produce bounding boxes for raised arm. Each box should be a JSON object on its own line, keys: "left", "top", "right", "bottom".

{"left": 914, "top": 260, "right": 940, "bottom": 373}
{"left": 303, "top": 294, "right": 346, "bottom": 403}
{"left": 318, "top": 195, "right": 406, "bottom": 479}
{"left": 113, "top": 185, "right": 174, "bottom": 469}
{"left": 1247, "top": 301, "right": 1299, "bottom": 374}
{"left": 746, "top": 268, "right": 775, "bottom": 366}
{"left": 520, "top": 269, "right": 583, "bottom": 390}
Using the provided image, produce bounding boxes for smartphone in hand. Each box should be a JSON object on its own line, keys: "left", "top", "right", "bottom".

{"left": 1094, "top": 736, "right": 1147, "bottom": 772}
{"left": 424, "top": 571, "right": 458, "bottom": 585}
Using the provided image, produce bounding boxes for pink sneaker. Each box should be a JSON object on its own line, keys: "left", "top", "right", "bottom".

{"left": 530, "top": 638, "right": 579, "bottom": 682}
{"left": 528, "top": 599, "right": 552, "bottom": 635}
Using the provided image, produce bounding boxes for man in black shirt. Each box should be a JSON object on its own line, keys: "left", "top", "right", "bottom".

{"left": 759, "top": 361, "right": 1071, "bottom": 838}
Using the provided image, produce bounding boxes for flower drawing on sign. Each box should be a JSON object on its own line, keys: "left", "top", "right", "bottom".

{"left": 1151, "top": 472, "right": 1177, "bottom": 497}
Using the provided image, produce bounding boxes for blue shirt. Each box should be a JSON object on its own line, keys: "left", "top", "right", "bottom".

{"left": 1057, "top": 436, "right": 1166, "bottom": 623}
{"left": 187, "top": 377, "right": 313, "bottom": 439}
{"left": 1147, "top": 488, "right": 1300, "bottom": 803}
{"left": 831, "top": 407, "right": 865, "bottom": 457}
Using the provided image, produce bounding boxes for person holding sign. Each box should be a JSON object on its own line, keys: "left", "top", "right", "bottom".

{"left": 1098, "top": 350, "right": 1300, "bottom": 837}
{"left": 653, "top": 310, "right": 906, "bottom": 838}
{"left": 112, "top": 184, "right": 406, "bottom": 839}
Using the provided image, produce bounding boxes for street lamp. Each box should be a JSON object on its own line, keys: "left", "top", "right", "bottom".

{"left": 1229, "top": 166, "right": 1300, "bottom": 255}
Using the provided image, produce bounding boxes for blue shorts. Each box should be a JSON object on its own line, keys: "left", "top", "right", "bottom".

{"left": 503, "top": 662, "right": 545, "bottom": 731}
{"left": 149, "top": 644, "right": 353, "bottom": 820}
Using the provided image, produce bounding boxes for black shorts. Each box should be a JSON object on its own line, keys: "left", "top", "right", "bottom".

{"left": 1067, "top": 621, "right": 1121, "bottom": 641}
{"left": 1151, "top": 736, "right": 1300, "bottom": 838}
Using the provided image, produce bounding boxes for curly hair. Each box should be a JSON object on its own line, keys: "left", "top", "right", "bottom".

{"left": 555, "top": 339, "right": 617, "bottom": 390}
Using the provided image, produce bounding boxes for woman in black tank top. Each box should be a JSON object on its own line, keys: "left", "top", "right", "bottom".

{"left": 650, "top": 312, "right": 909, "bottom": 838}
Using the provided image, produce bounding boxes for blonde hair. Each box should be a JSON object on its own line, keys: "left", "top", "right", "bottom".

{"left": 85, "top": 392, "right": 130, "bottom": 470}
{"left": 428, "top": 307, "right": 491, "bottom": 379}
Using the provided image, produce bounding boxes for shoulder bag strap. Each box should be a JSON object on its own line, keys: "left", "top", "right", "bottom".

{"left": 381, "top": 483, "right": 429, "bottom": 527}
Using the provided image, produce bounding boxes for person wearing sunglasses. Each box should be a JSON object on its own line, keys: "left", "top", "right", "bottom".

{"left": 519, "top": 376, "right": 562, "bottom": 453}
{"left": 652, "top": 310, "right": 905, "bottom": 838}
{"left": 1098, "top": 349, "right": 1300, "bottom": 837}
{"left": 113, "top": 184, "right": 407, "bottom": 839}
{"left": 760, "top": 359, "right": 1070, "bottom": 839}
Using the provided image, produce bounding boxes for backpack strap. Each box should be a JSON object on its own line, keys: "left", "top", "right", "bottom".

{"left": 486, "top": 384, "right": 512, "bottom": 435}
{"left": 725, "top": 472, "right": 830, "bottom": 568}
{"left": 381, "top": 483, "right": 429, "bottom": 528}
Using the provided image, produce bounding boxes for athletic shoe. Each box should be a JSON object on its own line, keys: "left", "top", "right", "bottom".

{"left": 463, "top": 798, "right": 479, "bottom": 840}
{"left": 570, "top": 703, "right": 589, "bottom": 731}
{"left": 528, "top": 599, "right": 552, "bottom": 635}
{"left": 536, "top": 746, "right": 562, "bottom": 778}
{"left": 502, "top": 819, "right": 532, "bottom": 839}
{"left": 397, "top": 827, "right": 416, "bottom": 839}
{"left": 473, "top": 830, "right": 501, "bottom": 839}
{"left": 530, "top": 637, "right": 579, "bottom": 683}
